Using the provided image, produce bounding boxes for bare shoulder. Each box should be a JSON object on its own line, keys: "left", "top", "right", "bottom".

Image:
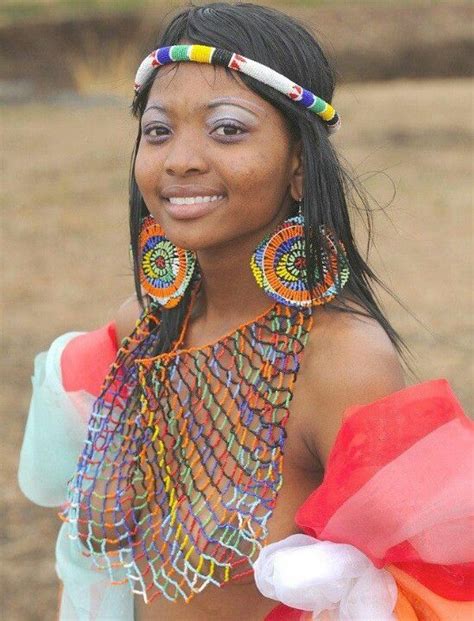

{"left": 114, "top": 293, "right": 143, "bottom": 344}
{"left": 298, "top": 298, "right": 406, "bottom": 469}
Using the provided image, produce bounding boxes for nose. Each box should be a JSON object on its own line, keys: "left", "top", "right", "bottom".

{"left": 163, "top": 130, "right": 209, "bottom": 177}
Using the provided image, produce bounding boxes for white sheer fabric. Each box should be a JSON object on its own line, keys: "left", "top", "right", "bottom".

{"left": 253, "top": 534, "right": 397, "bottom": 621}
{"left": 18, "top": 332, "right": 90, "bottom": 506}
{"left": 18, "top": 333, "right": 134, "bottom": 620}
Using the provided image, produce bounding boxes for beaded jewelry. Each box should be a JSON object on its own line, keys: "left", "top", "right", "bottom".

{"left": 62, "top": 280, "right": 314, "bottom": 604}
{"left": 134, "top": 44, "right": 340, "bottom": 134}
{"left": 139, "top": 215, "right": 196, "bottom": 308}
{"left": 63, "top": 41, "right": 347, "bottom": 603}
{"left": 251, "top": 205, "right": 350, "bottom": 308}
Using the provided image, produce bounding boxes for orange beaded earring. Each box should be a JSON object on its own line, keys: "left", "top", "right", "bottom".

{"left": 138, "top": 215, "right": 197, "bottom": 308}
{"left": 250, "top": 200, "right": 350, "bottom": 308}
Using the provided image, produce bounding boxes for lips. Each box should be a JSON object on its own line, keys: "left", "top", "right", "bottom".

{"left": 163, "top": 194, "right": 226, "bottom": 220}
{"left": 167, "top": 195, "right": 225, "bottom": 205}
{"left": 161, "top": 184, "right": 226, "bottom": 199}
{"left": 161, "top": 184, "right": 227, "bottom": 220}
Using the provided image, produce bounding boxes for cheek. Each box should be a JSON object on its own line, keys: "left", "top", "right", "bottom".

{"left": 227, "top": 147, "right": 290, "bottom": 204}
{"left": 134, "top": 143, "right": 157, "bottom": 196}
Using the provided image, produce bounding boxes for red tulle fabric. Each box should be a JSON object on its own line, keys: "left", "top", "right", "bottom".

{"left": 266, "top": 380, "right": 473, "bottom": 620}
{"left": 61, "top": 321, "right": 118, "bottom": 397}
{"left": 295, "top": 379, "right": 474, "bottom": 601}
{"left": 266, "top": 605, "right": 311, "bottom": 621}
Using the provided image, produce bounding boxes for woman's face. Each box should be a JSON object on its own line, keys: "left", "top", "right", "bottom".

{"left": 135, "top": 62, "right": 303, "bottom": 253}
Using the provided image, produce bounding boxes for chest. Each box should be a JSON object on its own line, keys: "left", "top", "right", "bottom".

{"left": 74, "top": 302, "right": 321, "bottom": 608}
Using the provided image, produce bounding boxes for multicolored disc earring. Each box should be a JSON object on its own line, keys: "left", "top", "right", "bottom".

{"left": 138, "top": 215, "right": 196, "bottom": 308}
{"left": 250, "top": 201, "right": 350, "bottom": 308}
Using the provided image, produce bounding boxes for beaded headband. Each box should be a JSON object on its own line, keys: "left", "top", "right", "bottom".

{"left": 134, "top": 44, "right": 341, "bottom": 134}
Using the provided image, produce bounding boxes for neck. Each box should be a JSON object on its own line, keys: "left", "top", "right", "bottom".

{"left": 194, "top": 234, "right": 275, "bottom": 327}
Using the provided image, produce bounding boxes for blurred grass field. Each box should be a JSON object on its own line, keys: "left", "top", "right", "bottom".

{"left": 0, "top": 0, "right": 442, "bottom": 24}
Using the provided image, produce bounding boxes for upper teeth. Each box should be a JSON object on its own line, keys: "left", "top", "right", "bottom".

{"left": 168, "top": 195, "right": 224, "bottom": 205}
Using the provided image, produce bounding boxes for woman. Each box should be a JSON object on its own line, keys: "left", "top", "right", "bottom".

{"left": 18, "top": 3, "right": 473, "bottom": 620}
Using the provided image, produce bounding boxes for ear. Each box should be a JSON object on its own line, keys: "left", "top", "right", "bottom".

{"left": 289, "top": 140, "right": 304, "bottom": 201}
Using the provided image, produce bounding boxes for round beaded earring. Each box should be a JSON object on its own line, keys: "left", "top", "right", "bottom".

{"left": 250, "top": 200, "right": 350, "bottom": 308}
{"left": 138, "top": 215, "right": 196, "bottom": 308}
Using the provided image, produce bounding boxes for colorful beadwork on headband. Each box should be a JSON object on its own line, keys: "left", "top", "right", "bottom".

{"left": 251, "top": 216, "right": 350, "bottom": 307}
{"left": 134, "top": 44, "right": 341, "bottom": 134}
{"left": 62, "top": 281, "right": 314, "bottom": 603}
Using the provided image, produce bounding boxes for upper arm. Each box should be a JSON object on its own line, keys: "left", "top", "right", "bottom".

{"left": 301, "top": 309, "right": 406, "bottom": 470}
{"left": 115, "top": 293, "right": 143, "bottom": 344}
{"left": 62, "top": 294, "right": 142, "bottom": 395}
{"left": 61, "top": 293, "right": 142, "bottom": 397}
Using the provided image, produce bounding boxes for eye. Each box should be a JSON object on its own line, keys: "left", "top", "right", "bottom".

{"left": 212, "top": 122, "right": 246, "bottom": 139}
{"left": 142, "top": 125, "right": 170, "bottom": 140}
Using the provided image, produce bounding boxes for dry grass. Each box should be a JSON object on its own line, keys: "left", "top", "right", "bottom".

{"left": 68, "top": 30, "right": 140, "bottom": 97}
{"left": 1, "top": 77, "right": 473, "bottom": 619}
{"left": 2, "top": 2, "right": 472, "bottom": 96}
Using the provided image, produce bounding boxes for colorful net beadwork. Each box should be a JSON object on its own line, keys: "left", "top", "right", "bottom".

{"left": 62, "top": 282, "right": 313, "bottom": 604}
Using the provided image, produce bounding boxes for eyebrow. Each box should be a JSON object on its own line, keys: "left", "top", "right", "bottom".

{"left": 143, "top": 97, "right": 264, "bottom": 117}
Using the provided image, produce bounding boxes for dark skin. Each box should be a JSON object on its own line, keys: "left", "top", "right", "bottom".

{"left": 115, "top": 62, "right": 405, "bottom": 620}
{"left": 134, "top": 62, "right": 303, "bottom": 331}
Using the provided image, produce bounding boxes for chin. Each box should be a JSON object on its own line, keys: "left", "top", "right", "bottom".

{"left": 163, "top": 228, "right": 222, "bottom": 252}
{"left": 158, "top": 216, "right": 231, "bottom": 252}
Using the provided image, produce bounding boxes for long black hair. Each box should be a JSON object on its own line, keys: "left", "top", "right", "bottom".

{"left": 129, "top": 1, "right": 414, "bottom": 369}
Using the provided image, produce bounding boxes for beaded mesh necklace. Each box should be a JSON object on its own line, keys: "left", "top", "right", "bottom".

{"left": 63, "top": 278, "right": 313, "bottom": 604}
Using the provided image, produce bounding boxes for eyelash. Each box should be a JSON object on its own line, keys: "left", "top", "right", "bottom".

{"left": 143, "top": 122, "right": 246, "bottom": 142}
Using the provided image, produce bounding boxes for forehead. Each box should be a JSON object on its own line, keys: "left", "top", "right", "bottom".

{"left": 145, "top": 62, "right": 271, "bottom": 115}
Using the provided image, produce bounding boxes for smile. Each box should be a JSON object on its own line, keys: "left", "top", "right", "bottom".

{"left": 166, "top": 195, "right": 225, "bottom": 205}
{"left": 163, "top": 195, "right": 226, "bottom": 221}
